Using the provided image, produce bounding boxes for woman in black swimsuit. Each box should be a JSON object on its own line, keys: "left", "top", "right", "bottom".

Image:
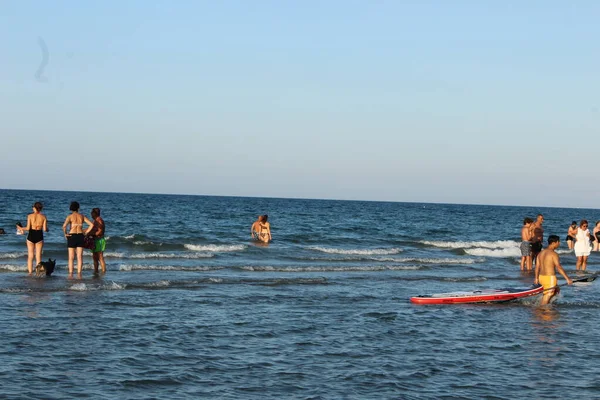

{"left": 62, "top": 201, "right": 94, "bottom": 278}
{"left": 16, "top": 202, "right": 48, "bottom": 275}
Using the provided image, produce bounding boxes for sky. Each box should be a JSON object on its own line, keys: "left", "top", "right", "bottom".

{"left": 1, "top": 1, "right": 599, "bottom": 207}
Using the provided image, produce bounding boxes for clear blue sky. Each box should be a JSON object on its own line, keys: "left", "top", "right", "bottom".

{"left": 1, "top": 1, "right": 598, "bottom": 207}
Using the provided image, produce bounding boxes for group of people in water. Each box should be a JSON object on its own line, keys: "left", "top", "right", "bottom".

{"left": 519, "top": 213, "right": 598, "bottom": 305}
{"left": 15, "top": 201, "right": 106, "bottom": 278}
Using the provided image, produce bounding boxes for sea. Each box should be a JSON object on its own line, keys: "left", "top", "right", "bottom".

{"left": 1, "top": 189, "right": 599, "bottom": 399}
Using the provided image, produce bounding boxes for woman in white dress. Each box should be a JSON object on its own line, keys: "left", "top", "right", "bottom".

{"left": 574, "top": 220, "right": 592, "bottom": 271}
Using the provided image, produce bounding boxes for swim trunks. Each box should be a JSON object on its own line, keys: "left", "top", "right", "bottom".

{"left": 566, "top": 235, "right": 574, "bottom": 241}
{"left": 27, "top": 229, "right": 43, "bottom": 244}
{"left": 531, "top": 241, "right": 543, "bottom": 254}
{"left": 520, "top": 241, "right": 532, "bottom": 257}
{"left": 67, "top": 233, "right": 85, "bottom": 248}
{"left": 538, "top": 274, "right": 557, "bottom": 291}
{"left": 93, "top": 237, "right": 106, "bottom": 253}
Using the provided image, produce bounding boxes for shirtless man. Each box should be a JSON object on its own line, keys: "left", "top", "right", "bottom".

{"left": 530, "top": 214, "right": 544, "bottom": 266}
{"left": 520, "top": 217, "right": 534, "bottom": 271}
{"left": 250, "top": 215, "right": 263, "bottom": 240}
{"left": 86, "top": 208, "right": 106, "bottom": 274}
{"left": 534, "top": 235, "right": 572, "bottom": 305}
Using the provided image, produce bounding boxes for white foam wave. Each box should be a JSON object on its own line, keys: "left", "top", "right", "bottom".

{"left": 118, "top": 264, "right": 218, "bottom": 271}
{"left": 374, "top": 257, "right": 481, "bottom": 264}
{"left": 0, "top": 252, "right": 27, "bottom": 259}
{"left": 104, "top": 252, "right": 214, "bottom": 259}
{"left": 147, "top": 280, "right": 171, "bottom": 287}
{"left": 184, "top": 244, "right": 246, "bottom": 252}
{"left": 104, "top": 281, "right": 126, "bottom": 290}
{"left": 308, "top": 247, "right": 402, "bottom": 255}
{"left": 123, "top": 234, "right": 135, "bottom": 239}
{"left": 0, "top": 264, "right": 27, "bottom": 271}
{"left": 422, "top": 240, "right": 518, "bottom": 249}
{"left": 464, "top": 248, "right": 521, "bottom": 258}
{"left": 69, "top": 283, "right": 90, "bottom": 291}
{"left": 240, "top": 265, "right": 421, "bottom": 272}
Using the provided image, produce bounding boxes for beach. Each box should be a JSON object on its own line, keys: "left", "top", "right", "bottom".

{"left": 1, "top": 189, "right": 599, "bottom": 399}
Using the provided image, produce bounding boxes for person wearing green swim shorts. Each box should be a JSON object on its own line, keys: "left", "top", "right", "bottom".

{"left": 85, "top": 208, "right": 106, "bottom": 274}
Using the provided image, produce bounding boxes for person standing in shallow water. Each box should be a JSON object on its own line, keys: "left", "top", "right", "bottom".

{"left": 566, "top": 221, "right": 578, "bottom": 250}
{"left": 251, "top": 215, "right": 263, "bottom": 240}
{"left": 534, "top": 235, "right": 572, "bottom": 306}
{"left": 574, "top": 220, "right": 592, "bottom": 271}
{"left": 258, "top": 215, "right": 272, "bottom": 243}
{"left": 86, "top": 208, "right": 106, "bottom": 274}
{"left": 530, "top": 214, "right": 544, "bottom": 266}
{"left": 16, "top": 202, "right": 48, "bottom": 275}
{"left": 520, "top": 217, "right": 533, "bottom": 271}
{"left": 62, "top": 201, "right": 94, "bottom": 278}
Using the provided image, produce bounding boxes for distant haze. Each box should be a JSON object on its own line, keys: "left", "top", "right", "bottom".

{"left": 1, "top": 1, "right": 598, "bottom": 207}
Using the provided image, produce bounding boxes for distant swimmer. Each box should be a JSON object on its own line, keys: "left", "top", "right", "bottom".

{"left": 0, "top": 228, "right": 5, "bottom": 235}
{"left": 62, "top": 201, "right": 94, "bottom": 278}
{"left": 530, "top": 214, "right": 544, "bottom": 266}
{"left": 16, "top": 202, "right": 48, "bottom": 276}
{"left": 566, "top": 221, "right": 578, "bottom": 250}
{"left": 574, "top": 220, "right": 591, "bottom": 271}
{"left": 520, "top": 217, "right": 534, "bottom": 271}
{"left": 251, "top": 215, "right": 263, "bottom": 240}
{"left": 258, "top": 214, "right": 272, "bottom": 243}
{"left": 534, "top": 235, "right": 572, "bottom": 306}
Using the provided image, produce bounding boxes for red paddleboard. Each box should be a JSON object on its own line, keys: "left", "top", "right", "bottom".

{"left": 410, "top": 285, "right": 544, "bottom": 305}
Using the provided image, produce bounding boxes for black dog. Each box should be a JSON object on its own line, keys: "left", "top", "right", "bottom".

{"left": 35, "top": 259, "right": 56, "bottom": 277}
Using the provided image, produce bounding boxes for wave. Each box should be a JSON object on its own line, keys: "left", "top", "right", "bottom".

{"left": 308, "top": 246, "right": 402, "bottom": 255}
{"left": 0, "top": 252, "right": 27, "bottom": 259}
{"left": 238, "top": 265, "right": 422, "bottom": 272}
{"left": 0, "top": 264, "right": 27, "bottom": 272}
{"left": 373, "top": 257, "right": 482, "bottom": 264}
{"left": 464, "top": 248, "right": 521, "bottom": 258}
{"left": 104, "top": 252, "right": 214, "bottom": 259}
{"left": 421, "top": 240, "right": 518, "bottom": 249}
{"left": 184, "top": 244, "right": 246, "bottom": 252}
{"left": 118, "top": 264, "right": 221, "bottom": 272}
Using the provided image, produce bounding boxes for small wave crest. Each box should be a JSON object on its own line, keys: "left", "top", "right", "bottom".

{"left": 464, "top": 248, "right": 521, "bottom": 258}
{"left": 104, "top": 252, "right": 214, "bottom": 259}
{"left": 239, "top": 265, "right": 421, "bottom": 272}
{"left": 0, "top": 264, "right": 27, "bottom": 272}
{"left": 184, "top": 244, "right": 246, "bottom": 252}
{"left": 308, "top": 246, "right": 402, "bottom": 255}
{"left": 118, "top": 264, "right": 219, "bottom": 272}
{"left": 421, "top": 240, "right": 518, "bottom": 249}
{"left": 0, "top": 252, "right": 27, "bottom": 259}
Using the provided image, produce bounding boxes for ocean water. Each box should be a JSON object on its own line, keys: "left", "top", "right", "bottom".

{"left": 1, "top": 189, "right": 599, "bottom": 399}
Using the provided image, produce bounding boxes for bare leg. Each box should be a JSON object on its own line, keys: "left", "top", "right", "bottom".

{"left": 568, "top": 240, "right": 573, "bottom": 250}
{"left": 26, "top": 240, "right": 35, "bottom": 275}
{"left": 526, "top": 255, "right": 532, "bottom": 271}
{"left": 68, "top": 247, "right": 75, "bottom": 278}
{"left": 576, "top": 256, "right": 582, "bottom": 271}
{"left": 93, "top": 252, "right": 99, "bottom": 274}
{"left": 582, "top": 256, "right": 588, "bottom": 271}
{"left": 520, "top": 257, "right": 525, "bottom": 270}
{"left": 76, "top": 247, "right": 84, "bottom": 278}
{"left": 99, "top": 252, "right": 106, "bottom": 273}
{"left": 34, "top": 241, "right": 43, "bottom": 267}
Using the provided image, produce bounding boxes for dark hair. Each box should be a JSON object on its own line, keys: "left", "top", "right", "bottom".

{"left": 69, "top": 201, "right": 80, "bottom": 212}
{"left": 581, "top": 219, "right": 588, "bottom": 227}
{"left": 523, "top": 217, "right": 533, "bottom": 225}
{"left": 91, "top": 208, "right": 101, "bottom": 217}
{"left": 33, "top": 202, "right": 43, "bottom": 212}
{"left": 262, "top": 214, "right": 268, "bottom": 222}
{"left": 548, "top": 235, "right": 560, "bottom": 244}
{"left": 572, "top": 221, "right": 577, "bottom": 226}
